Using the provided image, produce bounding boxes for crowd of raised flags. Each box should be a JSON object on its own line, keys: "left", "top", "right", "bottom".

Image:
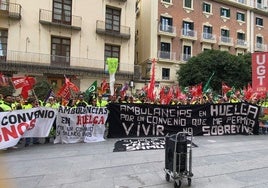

{"left": 0, "top": 71, "right": 266, "bottom": 108}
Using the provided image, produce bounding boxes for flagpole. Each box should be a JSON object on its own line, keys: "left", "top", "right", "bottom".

{"left": 31, "top": 89, "right": 39, "bottom": 105}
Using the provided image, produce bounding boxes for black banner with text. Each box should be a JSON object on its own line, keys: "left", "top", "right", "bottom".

{"left": 107, "top": 102, "right": 260, "bottom": 138}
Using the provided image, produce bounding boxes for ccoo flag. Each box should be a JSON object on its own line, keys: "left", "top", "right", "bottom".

{"left": 85, "top": 80, "right": 97, "bottom": 97}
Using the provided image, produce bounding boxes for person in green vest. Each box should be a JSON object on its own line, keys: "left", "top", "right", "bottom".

{"left": 0, "top": 94, "right": 13, "bottom": 112}
{"left": 97, "top": 94, "right": 108, "bottom": 107}
{"left": 44, "top": 96, "right": 59, "bottom": 143}
{"left": 24, "top": 97, "right": 40, "bottom": 147}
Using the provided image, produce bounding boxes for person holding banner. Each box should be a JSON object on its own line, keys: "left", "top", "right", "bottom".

{"left": 76, "top": 94, "right": 88, "bottom": 107}
{"left": 24, "top": 97, "right": 40, "bottom": 147}
{"left": 0, "top": 94, "right": 19, "bottom": 150}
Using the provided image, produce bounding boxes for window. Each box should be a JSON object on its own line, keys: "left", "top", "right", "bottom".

{"left": 237, "top": 32, "right": 245, "bottom": 40}
{"left": 203, "top": 25, "right": 213, "bottom": 39}
{"left": 221, "top": 29, "right": 230, "bottom": 42}
{"left": 162, "top": 68, "right": 170, "bottom": 80}
{"left": 51, "top": 36, "right": 71, "bottom": 66}
{"left": 160, "top": 16, "right": 173, "bottom": 32}
{"left": 237, "top": 32, "right": 245, "bottom": 45}
{"left": 105, "top": 44, "right": 120, "bottom": 71}
{"left": 0, "top": 0, "right": 8, "bottom": 11}
{"left": 238, "top": 0, "right": 245, "bottom": 4}
{"left": 256, "top": 17, "right": 263, "bottom": 26}
{"left": 220, "top": 7, "right": 230, "bottom": 18}
{"left": 182, "top": 21, "right": 194, "bottom": 36}
{"left": 256, "top": 36, "right": 263, "bottom": 44}
{"left": 183, "top": 45, "right": 191, "bottom": 61}
{"left": 0, "top": 30, "right": 7, "bottom": 61}
{"left": 52, "top": 0, "right": 72, "bottom": 25}
{"left": 256, "top": 36, "right": 263, "bottom": 50}
{"left": 203, "top": 2, "right": 211, "bottom": 13}
{"left": 160, "top": 42, "right": 171, "bottom": 59}
{"left": 237, "top": 12, "right": 245, "bottom": 22}
{"left": 257, "top": 0, "right": 263, "bottom": 9}
{"left": 106, "top": 7, "right": 121, "bottom": 32}
{"left": 162, "top": 0, "right": 171, "bottom": 3}
{"left": 184, "top": 0, "right": 192, "bottom": 9}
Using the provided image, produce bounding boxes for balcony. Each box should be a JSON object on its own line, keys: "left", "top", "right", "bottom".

{"left": 218, "top": 36, "right": 234, "bottom": 47}
{"left": 158, "top": 51, "right": 177, "bottom": 63}
{"left": 255, "top": 43, "right": 267, "bottom": 51}
{"left": 180, "top": 29, "right": 197, "bottom": 41}
{"left": 0, "top": 50, "right": 133, "bottom": 77}
{"left": 158, "top": 24, "right": 176, "bottom": 38}
{"left": 200, "top": 33, "right": 217, "bottom": 44}
{"left": 96, "top": 20, "right": 130, "bottom": 40}
{"left": 0, "top": 2, "right": 21, "bottom": 20}
{"left": 235, "top": 39, "right": 248, "bottom": 49}
{"left": 255, "top": 2, "right": 267, "bottom": 11}
{"left": 181, "top": 54, "right": 192, "bottom": 62}
{"left": 39, "top": 9, "right": 82, "bottom": 31}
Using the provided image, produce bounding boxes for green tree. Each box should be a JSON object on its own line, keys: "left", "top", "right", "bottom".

{"left": 177, "top": 50, "right": 251, "bottom": 93}
{"left": 33, "top": 80, "right": 51, "bottom": 101}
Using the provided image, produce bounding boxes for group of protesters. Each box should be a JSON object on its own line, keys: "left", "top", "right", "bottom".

{"left": 0, "top": 84, "right": 267, "bottom": 148}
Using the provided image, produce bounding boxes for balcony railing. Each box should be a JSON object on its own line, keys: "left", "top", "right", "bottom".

{"left": 180, "top": 29, "right": 197, "bottom": 40}
{"left": 200, "top": 32, "right": 217, "bottom": 43}
{"left": 158, "top": 51, "right": 176, "bottom": 61}
{"left": 158, "top": 24, "right": 176, "bottom": 38}
{"left": 218, "top": 36, "right": 234, "bottom": 46}
{"left": 181, "top": 54, "right": 192, "bottom": 62}
{"left": 235, "top": 39, "right": 248, "bottom": 49}
{"left": 0, "top": 50, "right": 134, "bottom": 74}
{"left": 96, "top": 20, "right": 131, "bottom": 39}
{"left": 255, "top": 43, "right": 267, "bottom": 51}
{"left": 256, "top": 2, "right": 267, "bottom": 10}
{"left": 39, "top": 9, "right": 82, "bottom": 30}
{"left": 0, "top": 1, "right": 21, "bottom": 19}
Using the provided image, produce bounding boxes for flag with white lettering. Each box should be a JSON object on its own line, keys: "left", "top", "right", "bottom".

{"left": 252, "top": 52, "right": 268, "bottom": 92}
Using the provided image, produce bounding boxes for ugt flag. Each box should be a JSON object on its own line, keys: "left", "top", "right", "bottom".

{"left": 252, "top": 52, "right": 268, "bottom": 92}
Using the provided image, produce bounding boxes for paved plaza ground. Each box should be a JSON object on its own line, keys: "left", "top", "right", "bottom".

{"left": 1, "top": 135, "right": 268, "bottom": 188}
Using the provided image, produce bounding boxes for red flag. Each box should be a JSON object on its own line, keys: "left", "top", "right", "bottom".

{"left": 65, "top": 77, "right": 79, "bottom": 92}
{"left": 147, "top": 58, "right": 156, "bottom": 101}
{"left": 101, "top": 79, "right": 109, "bottom": 94}
{"left": 0, "top": 73, "right": 9, "bottom": 86}
{"left": 243, "top": 83, "right": 254, "bottom": 100}
{"left": 11, "top": 77, "right": 28, "bottom": 89}
{"left": 57, "top": 84, "right": 71, "bottom": 100}
{"left": 222, "top": 82, "right": 231, "bottom": 94}
{"left": 190, "top": 83, "right": 202, "bottom": 97}
{"left": 20, "top": 77, "right": 36, "bottom": 99}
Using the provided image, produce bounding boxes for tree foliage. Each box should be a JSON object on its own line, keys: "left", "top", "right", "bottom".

{"left": 33, "top": 80, "right": 51, "bottom": 101}
{"left": 177, "top": 50, "right": 252, "bottom": 93}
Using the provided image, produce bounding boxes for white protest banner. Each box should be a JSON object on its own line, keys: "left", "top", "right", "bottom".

{"left": 0, "top": 107, "right": 57, "bottom": 149}
{"left": 54, "top": 106, "right": 108, "bottom": 144}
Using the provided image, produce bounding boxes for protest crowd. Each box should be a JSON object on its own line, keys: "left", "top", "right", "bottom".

{"left": 0, "top": 73, "right": 268, "bottom": 150}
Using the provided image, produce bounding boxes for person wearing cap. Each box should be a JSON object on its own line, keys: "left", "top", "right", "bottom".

{"left": 45, "top": 96, "right": 59, "bottom": 108}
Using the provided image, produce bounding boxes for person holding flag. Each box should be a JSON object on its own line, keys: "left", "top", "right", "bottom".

{"left": 106, "top": 57, "right": 118, "bottom": 96}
